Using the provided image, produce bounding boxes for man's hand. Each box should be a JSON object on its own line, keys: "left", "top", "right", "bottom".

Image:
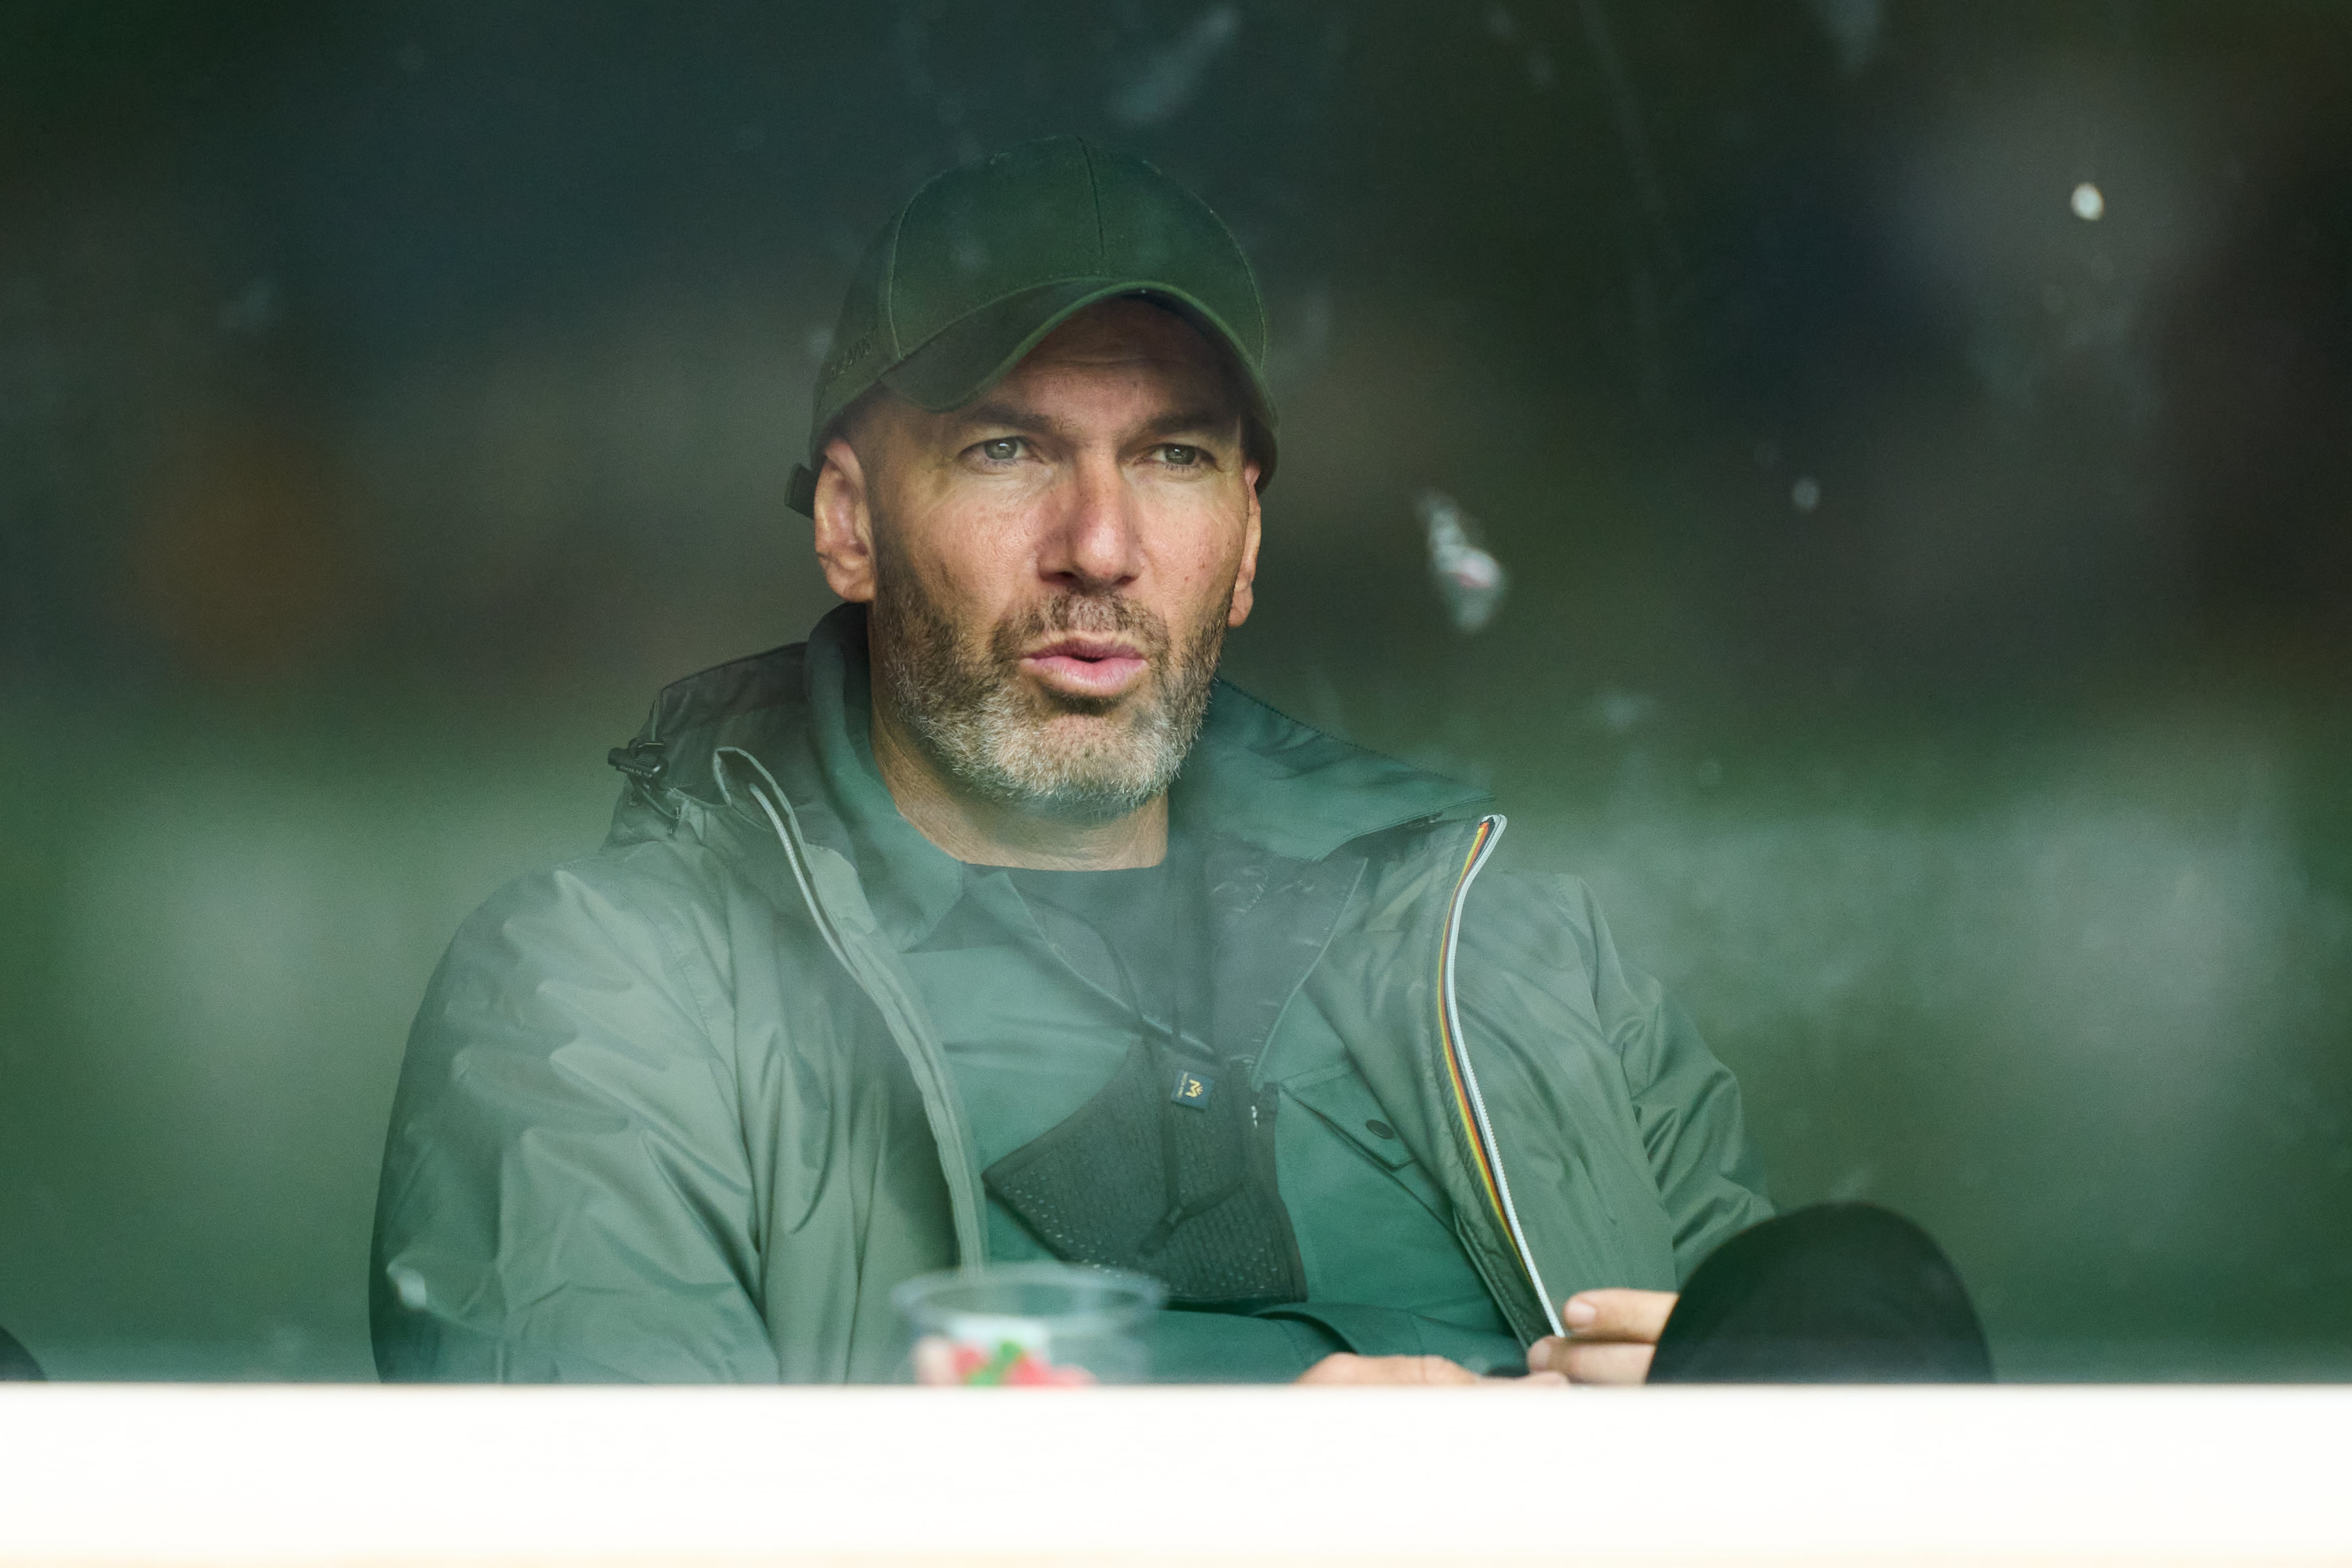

{"left": 1524, "top": 1289, "right": 1678, "bottom": 1385}
{"left": 1296, "top": 1353, "right": 1566, "bottom": 1386}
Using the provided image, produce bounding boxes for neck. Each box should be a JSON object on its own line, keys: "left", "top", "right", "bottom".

{"left": 868, "top": 697, "right": 1169, "bottom": 871}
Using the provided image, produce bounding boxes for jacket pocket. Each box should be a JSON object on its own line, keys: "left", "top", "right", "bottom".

{"left": 1279, "top": 1064, "right": 1454, "bottom": 1224}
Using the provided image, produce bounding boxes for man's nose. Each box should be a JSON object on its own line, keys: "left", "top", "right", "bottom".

{"left": 1041, "top": 450, "right": 1143, "bottom": 591}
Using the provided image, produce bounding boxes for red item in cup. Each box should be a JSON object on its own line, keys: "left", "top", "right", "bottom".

{"left": 945, "top": 1339, "right": 1095, "bottom": 1387}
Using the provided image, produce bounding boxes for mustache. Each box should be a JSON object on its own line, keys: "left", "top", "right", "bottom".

{"left": 989, "top": 592, "right": 1171, "bottom": 669}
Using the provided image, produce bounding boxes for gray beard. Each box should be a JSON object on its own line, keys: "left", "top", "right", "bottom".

{"left": 869, "top": 566, "right": 1228, "bottom": 825}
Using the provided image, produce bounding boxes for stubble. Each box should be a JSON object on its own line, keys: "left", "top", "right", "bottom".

{"left": 869, "top": 549, "right": 1229, "bottom": 824}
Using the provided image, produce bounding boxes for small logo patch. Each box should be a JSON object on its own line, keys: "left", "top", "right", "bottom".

{"left": 1169, "top": 1067, "right": 1215, "bottom": 1108}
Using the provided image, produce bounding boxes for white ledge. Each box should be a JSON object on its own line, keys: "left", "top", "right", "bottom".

{"left": 1, "top": 1384, "right": 2346, "bottom": 1565}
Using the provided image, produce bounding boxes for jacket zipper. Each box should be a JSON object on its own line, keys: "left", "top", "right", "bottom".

{"left": 1439, "top": 814, "right": 1566, "bottom": 1339}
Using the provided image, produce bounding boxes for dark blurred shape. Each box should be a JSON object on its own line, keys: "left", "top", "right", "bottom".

{"left": 1651, "top": 1204, "right": 1994, "bottom": 1384}
{"left": 0, "top": 1323, "right": 44, "bottom": 1381}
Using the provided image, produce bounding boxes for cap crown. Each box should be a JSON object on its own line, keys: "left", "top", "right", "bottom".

{"left": 809, "top": 136, "right": 1270, "bottom": 458}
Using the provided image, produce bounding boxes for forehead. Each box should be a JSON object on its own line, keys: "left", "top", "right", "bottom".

{"left": 988, "top": 297, "right": 1240, "bottom": 407}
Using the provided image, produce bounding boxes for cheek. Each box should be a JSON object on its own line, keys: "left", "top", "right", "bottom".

{"left": 1163, "top": 503, "right": 1251, "bottom": 605}
{"left": 887, "top": 509, "right": 1039, "bottom": 629}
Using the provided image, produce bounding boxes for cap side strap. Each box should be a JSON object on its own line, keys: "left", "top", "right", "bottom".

{"left": 786, "top": 463, "right": 819, "bottom": 518}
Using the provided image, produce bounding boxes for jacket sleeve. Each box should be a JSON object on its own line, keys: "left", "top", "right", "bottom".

{"left": 370, "top": 854, "right": 781, "bottom": 1382}
{"left": 1570, "top": 878, "right": 1774, "bottom": 1282}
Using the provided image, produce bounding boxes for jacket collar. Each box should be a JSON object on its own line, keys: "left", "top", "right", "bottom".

{"left": 615, "top": 603, "right": 1493, "bottom": 932}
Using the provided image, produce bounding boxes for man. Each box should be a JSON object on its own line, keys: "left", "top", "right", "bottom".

{"left": 373, "top": 138, "right": 1986, "bottom": 1385}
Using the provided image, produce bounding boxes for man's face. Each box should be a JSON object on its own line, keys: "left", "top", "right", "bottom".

{"left": 814, "top": 299, "right": 1263, "bottom": 821}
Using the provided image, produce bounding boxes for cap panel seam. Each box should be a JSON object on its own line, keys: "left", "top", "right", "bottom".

{"left": 1079, "top": 138, "right": 1107, "bottom": 266}
{"left": 879, "top": 204, "right": 909, "bottom": 359}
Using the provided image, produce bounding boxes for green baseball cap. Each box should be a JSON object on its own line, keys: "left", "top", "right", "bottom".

{"left": 786, "top": 135, "right": 1278, "bottom": 516}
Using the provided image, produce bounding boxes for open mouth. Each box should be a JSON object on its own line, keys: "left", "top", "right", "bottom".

{"left": 1019, "top": 637, "right": 1150, "bottom": 698}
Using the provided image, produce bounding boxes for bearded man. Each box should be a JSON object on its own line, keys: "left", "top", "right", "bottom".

{"left": 372, "top": 138, "right": 1991, "bottom": 1385}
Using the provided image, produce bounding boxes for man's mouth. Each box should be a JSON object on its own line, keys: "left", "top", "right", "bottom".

{"left": 1020, "top": 637, "right": 1149, "bottom": 698}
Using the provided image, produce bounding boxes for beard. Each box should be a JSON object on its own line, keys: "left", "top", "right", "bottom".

{"left": 869, "top": 554, "right": 1229, "bottom": 825}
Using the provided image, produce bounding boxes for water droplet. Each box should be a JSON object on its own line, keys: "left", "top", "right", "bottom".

{"left": 1108, "top": 6, "right": 1240, "bottom": 127}
{"left": 1418, "top": 490, "right": 1509, "bottom": 634}
{"left": 1594, "top": 689, "right": 1657, "bottom": 735}
{"left": 2071, "top": 182, "right": 2105, "bottom": 222}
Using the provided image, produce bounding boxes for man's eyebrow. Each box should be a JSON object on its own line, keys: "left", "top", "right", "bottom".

{"left": 1136, "top": 407, "right": 1244, "bottom": 441}
{"left": 949, "top": 402, "right": 1241, "bottom": 442}
{"left": 954, "top": 400, "right": 1058, "bottom": 434}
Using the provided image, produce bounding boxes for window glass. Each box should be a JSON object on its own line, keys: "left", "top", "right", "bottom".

{"left": 1, "top": 0, "right": 2346, "bottom": 1383}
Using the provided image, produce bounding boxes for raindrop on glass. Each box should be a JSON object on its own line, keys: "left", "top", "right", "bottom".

{"left": 1418, "top": 490, "right": 1509, "bottom": 635}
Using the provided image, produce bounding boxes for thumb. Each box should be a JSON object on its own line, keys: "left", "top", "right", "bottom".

{"left": 1562, "top": 1288, "right": 1677, "bottom": 1343}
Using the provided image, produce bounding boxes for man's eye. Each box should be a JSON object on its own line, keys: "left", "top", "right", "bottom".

{"left": 1161, "top": 444, "right": 1201, "bottom": 467}
{"left": 977, "top": 438, "right": 1023, "bottom": 462}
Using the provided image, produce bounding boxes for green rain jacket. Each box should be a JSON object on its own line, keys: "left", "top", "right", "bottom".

{"left": 371, "top": 608, "right": 1771, "bottom": 1382}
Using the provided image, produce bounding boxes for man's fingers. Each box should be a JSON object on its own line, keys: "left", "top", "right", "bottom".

{"left": 1296, "top": 1353, "right": 1483, "bottom": 1385}
{"left": 1528, "top": 1336, "right": 1654, "bottom": 1385}
{"left": 911, "top": 1335, "right": 961, "bottom": 1386}
{"left": 1526, "top": 1288, "right": 1678, "bottom": 1384}
{"left": 1560, "top": 1288, "right": 1677, "bottom": 1343}
{"left": 1567, "top": 1340, "right": 1655, "bottom": 1385}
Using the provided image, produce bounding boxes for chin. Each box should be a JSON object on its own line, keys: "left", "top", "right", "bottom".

{"left": 1024, "top": 682, "right": 1134, "bottom": 721}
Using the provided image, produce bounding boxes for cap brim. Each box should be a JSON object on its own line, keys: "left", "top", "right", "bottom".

{"left": 909, "top": 279, "right": 1279, "bottom": 465}
{"left": 787, "top": 279, "right": 1278, "bottom": 518}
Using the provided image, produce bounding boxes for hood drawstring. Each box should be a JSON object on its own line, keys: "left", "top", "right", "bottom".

{"left": 711, "top": 742, "right": 990, "bottom": 1268}
{"left": 711, "top": 745, "right": 858, "bottom": 980}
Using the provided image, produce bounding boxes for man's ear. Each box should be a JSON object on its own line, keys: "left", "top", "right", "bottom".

{"left": 1227, "top": 459, "right": 1264, "bottom": 628}
{"left": 811, "top": 437, "right": 877, "bottom": 603}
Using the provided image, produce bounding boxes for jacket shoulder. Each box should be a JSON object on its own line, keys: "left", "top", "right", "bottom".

{"left": 435, "top": 838, "right": 741, "bottom": 1039}
{"left": 1470, "top": 868, "right": 1607, "bottom": 961}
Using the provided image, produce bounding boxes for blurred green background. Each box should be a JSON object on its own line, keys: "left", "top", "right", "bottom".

{"left": 2, "top": 0, "right": 2347, "bottom": 1380}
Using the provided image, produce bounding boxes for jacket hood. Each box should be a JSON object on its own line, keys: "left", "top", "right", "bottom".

{"left": 610, "top": 603, "right": 1492, "bottom": 866}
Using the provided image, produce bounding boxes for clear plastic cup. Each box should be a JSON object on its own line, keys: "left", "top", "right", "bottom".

{"left": 893, "top": 1262, "right": 1165, "bottom": 1386}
